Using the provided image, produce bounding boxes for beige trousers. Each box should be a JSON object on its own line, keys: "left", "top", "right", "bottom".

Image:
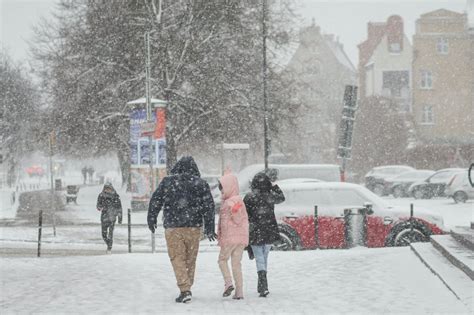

{"left": 165, "top": 227, "right": 201, "bottom": 292}
{"left": 218, "top": 244, "right": 246, "bottom": 296}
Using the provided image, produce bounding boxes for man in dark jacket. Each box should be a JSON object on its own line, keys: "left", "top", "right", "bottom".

{"left": 148, "top": 156, "right": 216, "bottom": 303}
{"left": 244, "top": 172, "right": 285, "bottom": 297}
{"left": 96, "top": 182, "right": 122, "bottom": 253}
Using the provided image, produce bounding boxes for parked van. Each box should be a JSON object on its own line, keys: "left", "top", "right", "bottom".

{"left": 236, "top": 164, "right": 341, "bottom": 195}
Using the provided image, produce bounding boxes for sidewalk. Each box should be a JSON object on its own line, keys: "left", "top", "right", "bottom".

{"left": 1, "top": 247, "right": 469, "bottom": 314}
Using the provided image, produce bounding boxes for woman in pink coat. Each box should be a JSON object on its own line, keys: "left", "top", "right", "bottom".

{"left": 217, "top": 172, "right": 249, "bottom": 300}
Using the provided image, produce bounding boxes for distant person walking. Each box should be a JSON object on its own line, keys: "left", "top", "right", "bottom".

{"left": 87, "top": 166, "right": 95, "bottom": 184}
{"left": 148, "top": 156, "right": 216, "bottom": 303}
{"left": 217, "top": 172, "right": 249, "bottom": 300}
{"left": 244, "top": 172, "right": 285, "bottom": 297}
{"left": 81, "top": 166, "right": 88, "bottom": 184}
{"left": 97, "top": 182, "right": 122, "bottom": 254}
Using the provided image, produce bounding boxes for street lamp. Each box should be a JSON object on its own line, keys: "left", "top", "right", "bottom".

{"left": 262, "top": 0, "right": 270, "bottom": 170}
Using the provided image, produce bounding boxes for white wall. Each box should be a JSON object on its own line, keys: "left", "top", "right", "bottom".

{"left": 365, "top": 35, "right": 413, "bottom": 96}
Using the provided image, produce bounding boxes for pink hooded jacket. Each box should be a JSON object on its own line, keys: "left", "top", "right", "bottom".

{"left": 217, "top": 173, "right": 249, "bottom": 246}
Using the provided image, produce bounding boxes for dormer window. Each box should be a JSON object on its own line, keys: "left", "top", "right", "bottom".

{"left": 389, "top": 42, "right": 401, "bottom": 53}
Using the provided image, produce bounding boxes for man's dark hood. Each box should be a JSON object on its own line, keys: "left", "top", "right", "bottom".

{"left": 170, "top": 156, "right": 201, "bottom": 177}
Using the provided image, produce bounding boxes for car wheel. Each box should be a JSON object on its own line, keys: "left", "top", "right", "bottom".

{"left": 385, "top": 221, "right": 430, "bottom": 247}
{"left": 453, "top": 191, "right": 468, "bottom": 203}
{"left": 393, "top": 186, "right": 403, "bottom": 198}
{"left": 273, "top": 224, "right": 300, "bottom": 251}
{"left": 373, "top": 184, "right": 385, "bottom": 196}
{"left": 413, "top": 189, "right": 424, "bottom": 199}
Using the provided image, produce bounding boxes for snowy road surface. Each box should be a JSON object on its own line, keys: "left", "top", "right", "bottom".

{"left": 1, "top": 248, "right": 471, "bottom": 314}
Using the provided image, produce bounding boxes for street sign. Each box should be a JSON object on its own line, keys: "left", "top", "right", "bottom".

{"left": 140, "top": 121, "right": 155, "bottom": 137}
{"left": 222, "top": 143, "right": 250, "bottom": 150}
{"left": 337, "top": 85, "right": 358, "bottom": 159}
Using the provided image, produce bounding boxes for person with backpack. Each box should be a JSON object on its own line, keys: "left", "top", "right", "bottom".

{"left": 243, "top": 172, "right": 285, "bottom": 297}
{"left": 148, "top": 156, "right": 216, "bottom": 303}
{"left": 96, "top": 182, "right": 122, "bottom": 254}
{"left": 217, "top": 172, "right": 249, "bottom": 300}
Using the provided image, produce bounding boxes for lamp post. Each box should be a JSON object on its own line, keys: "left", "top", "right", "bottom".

{"left": 144, "top": 31, "right": 154, "bottom": 196}
{"left": 262, "top": 0, "right": 270, "bottom": 170}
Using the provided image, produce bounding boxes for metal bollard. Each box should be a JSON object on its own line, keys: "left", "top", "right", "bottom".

{"left": 344, "top": 207, "right": 368, "bottom": 248}
{"left": 37, "top": 210, "right": 43, "bottom": 257}
{"left": 127, "top": 208, "right": 132, "bottom": 253}
{"left": 151, "top": 232, "right": 156, "bottom": 253}
{"left": 314, "top": 205, "right": 319, "bottom": 249}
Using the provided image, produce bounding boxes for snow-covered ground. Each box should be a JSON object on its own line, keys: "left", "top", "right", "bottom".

{"left": 1, "top": 247, "right": 471, "bottom": 314}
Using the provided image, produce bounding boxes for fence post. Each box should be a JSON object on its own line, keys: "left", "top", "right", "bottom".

{"left": 314, "top": 205, "right": 319, "bottom": 249}
{"left": 37, "top": 210, "right": 43, "bottom": 257}
{"left": 410, "top": 203, "right": 414, "bottom": 232}
{"left": 127, "top": 208, "right": 132, "bottom": 253}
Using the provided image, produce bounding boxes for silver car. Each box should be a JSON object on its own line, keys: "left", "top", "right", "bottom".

{"left": 445, "top": 170, "right": 474, "bottom": 203}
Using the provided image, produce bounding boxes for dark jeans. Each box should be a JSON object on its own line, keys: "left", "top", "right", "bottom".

{"left": 101, "top": 221, "right": 115, "bottom": 250}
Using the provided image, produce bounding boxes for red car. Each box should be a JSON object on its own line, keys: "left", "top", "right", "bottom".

{"left": 25, "top": 165, "right": 45, "bottom": 177}
{"left": 273, "top": 182, "right": 445, "bottom": 250}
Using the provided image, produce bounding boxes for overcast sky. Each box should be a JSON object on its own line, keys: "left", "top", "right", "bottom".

{"left": 0, "top": 0, "right": 471, "bottom": 67}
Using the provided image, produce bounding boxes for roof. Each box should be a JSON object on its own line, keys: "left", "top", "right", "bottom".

{"left": 420, "top": 9, "right": 465, "bottom": 19}
{"left": 325, "top": 39, "right": 356, "bottom": 72}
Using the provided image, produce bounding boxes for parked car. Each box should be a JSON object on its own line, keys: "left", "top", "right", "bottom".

{"left": 25, "top": 165, "right": 45, "bottom": 177}
{"left": 275, "top": 178, "right": 321, "bottom": 185}
{"left": 238, "top": 164, "right": 341, "bottom": 192}
{"left": 213, "top": 164, "right": 341, "bottom": 202}
{"left": 445, "top": 170, "right": 474, "bottom": 203}
{"left": 365, "top": 165, "right": 415, "bottom": 196}
{"left": 385, "top": 170, "right": 435, "bottom": 198}
{"left": 272, "top": 182, "right": 444, "bottom": 250}
{"left": 408, "top": 168, "right": 465, "bottom": 199}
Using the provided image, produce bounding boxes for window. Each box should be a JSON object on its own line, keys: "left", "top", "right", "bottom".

{"left": 420, "top": 70, "right": 433, "bottom": 89}
{"left": 436, "top": 38, "right": 449, "bottom": 54}
{"left": 389, "top": 42, "right": 401, "bottom": 53}
{"left": 421, "top": 105, "right": 434, "bottom": 125}
{"left": 382, "top": 71, "right": 409, "bottom": 97}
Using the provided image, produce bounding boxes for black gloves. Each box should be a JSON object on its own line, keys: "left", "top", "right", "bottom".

{"left": 149, "top": 223, "right": 157, "bottom": 233}
{"left": 207, "top": 232, "right": 218, "bottom": 242}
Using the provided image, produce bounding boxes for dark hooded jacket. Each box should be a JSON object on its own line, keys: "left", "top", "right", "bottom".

{"left": 147, "top": 156, "right": 215, "bottom": 234}
{"left": 244, "top": 172, "right": 285, "bottom": 245}
{"left": 97, "top": 183, "right": 122, "bottom": 224}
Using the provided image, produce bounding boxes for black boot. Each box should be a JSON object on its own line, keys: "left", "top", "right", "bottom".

{"left": 258, "top": 271, "right": 269, "bottom": 297}
{"left": 175, "top": 291, "right": 192, "bottom": 303}
{"left": 261, "top": 271, "right": 269, "bottom": 297}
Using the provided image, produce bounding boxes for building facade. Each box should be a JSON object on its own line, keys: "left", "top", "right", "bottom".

{"left": 358, "top": 15, "right": 413, "bottom": 112}
{"left": 412, "top": 9, "right": 474, "bottom": 146}
{"left": 278, "top": 22, "right": 356, "bottom": 163}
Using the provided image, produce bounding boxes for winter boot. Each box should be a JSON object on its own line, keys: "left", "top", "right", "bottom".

{"left": 175, "top": 291, "right": 192, "bottom": 303}
{"left": 261, "top": 271, "right": 269, "bottom": 297}
{"left": 257, "top": 271, "right": 265, "bottom": 296}
{"left": 222, "top": 284, "right": 234, "bottom": 297}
